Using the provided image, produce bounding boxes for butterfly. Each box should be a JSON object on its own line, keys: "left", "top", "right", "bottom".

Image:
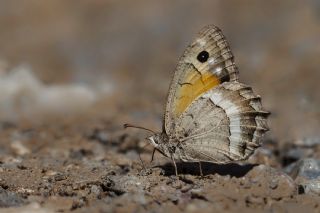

{"left": 125, "top": 25, "right": 269, "bottom": 176}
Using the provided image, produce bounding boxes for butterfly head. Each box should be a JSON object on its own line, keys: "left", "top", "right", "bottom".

{"left": 123, "top": 124, "right": 173, "bottom": 157}
{"left": 148, "top": 133, "right": 171, "bottom": 157}
{"left": 148, "top": 135, "right": 160, "bottom": 148}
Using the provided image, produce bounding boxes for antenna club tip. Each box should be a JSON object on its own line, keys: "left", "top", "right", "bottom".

{"left": 122, "top": 123, "right": 156, "bottom": 134}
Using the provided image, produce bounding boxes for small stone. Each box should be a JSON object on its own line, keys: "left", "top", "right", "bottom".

{"left": 0, "top": 187, "right": 28, "bottom": 207}
{"left": 281, "top": 146, "right": 314, "bottom": 166}
{"left": 90, "top": 185, "right": 101, "bottom": 196}
{"left": 286, "top": 158, "right": 320, "bottom": 195}
{"left": 293, "top": 137, "right": 320, "bottom": 147}
{"left": 269, "top": 178, "right": 278, "bottom": 190}
{"left": 100, "top": 175, "right": 115, "bottom": 189}
{"left": 168, "top": 193, "right": 179, "bottom": 204}
{"left": 248, "top": 147, "right": 278, "bottom": 167}
{"left": 10, "top": 140, "right": 30, "bottom": 156}
{"left": 54, "top": 173, "right": 67, "bottom": 181}
{"left": 246, "top": 165, "right": 296, "bottom": 198}
{"left": 58, "top": 185, "right": 75, "bottom": 196}
{"left": 88, "top": 129, "right": 109, "bottom": 144}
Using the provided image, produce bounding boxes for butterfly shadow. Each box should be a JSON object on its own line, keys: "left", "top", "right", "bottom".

{"left": 158, "top": 162, "right": 257, "bottom": 178}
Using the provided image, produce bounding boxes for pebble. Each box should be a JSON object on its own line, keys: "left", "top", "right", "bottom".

{"left": 281, "top": 145, "right": 314, "bottom": 167}
{"left": 54, "top": 173, "right": 67, "bottom": 181}
{"left": 90, "top": 185, "right": 101, "bottom": 196}
{"left": 246, "top": 165, "right": 296, "bottom": 198}
{"left": 10, "top": 140, "right": 30, "bottom": 156}
{"left": 293, "top": 137, "right": 320, "bottom": 147}
{"left": 0, "top": 187, "right": 27, "bottom": 207}
{"left": 286, "top": 158, "right": 320, "bottom": 195}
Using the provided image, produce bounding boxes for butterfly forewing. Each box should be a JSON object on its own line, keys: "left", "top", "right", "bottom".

{"left": 164, "top": 25, "right": 239, "bottom": 135}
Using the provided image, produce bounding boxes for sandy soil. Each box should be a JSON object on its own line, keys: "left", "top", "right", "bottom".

{"left": 0, "top": 1, "right": 320, "bottom": 213}
{"left": 0, "top": 109, "right": 319, "bottom": 213}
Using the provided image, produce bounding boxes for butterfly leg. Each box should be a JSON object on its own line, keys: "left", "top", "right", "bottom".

{"left": 198, "top": 162, "right": 203, "bottom": 177}
{"left": 150, "top": 148, "right": 156, "bottom": 163}
{"left": 138, "top": 150, "right": 146, "bottom": 171}
{"left": 171, "top": 156, "right": 178, "bottom": 176}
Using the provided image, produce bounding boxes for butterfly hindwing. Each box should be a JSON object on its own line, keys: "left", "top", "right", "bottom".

{"left": 173, "top": 81, "right": 269, "bottom": 163}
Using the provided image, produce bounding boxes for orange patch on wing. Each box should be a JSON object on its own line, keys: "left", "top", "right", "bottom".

{"left": 174, "top": 71, "right": 220, "bottom": 116}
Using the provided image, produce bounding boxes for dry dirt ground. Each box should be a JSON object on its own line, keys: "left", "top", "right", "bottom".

{"left": 0, "top": 107, "right": 319, "bottom": 213}
{"left": 1, "top": 1, "right": 320, "bottom": 213}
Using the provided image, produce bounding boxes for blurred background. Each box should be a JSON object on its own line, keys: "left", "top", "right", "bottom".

{"left": 0, "top": 0, "right": 319, "bottom": 144}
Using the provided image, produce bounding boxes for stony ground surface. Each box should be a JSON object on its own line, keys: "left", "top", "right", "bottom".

{"left": 0, "top": 111, "right": 320, "bottom": 213}
{"left": 1, "top": 1, "right": 320, "bottom": 213}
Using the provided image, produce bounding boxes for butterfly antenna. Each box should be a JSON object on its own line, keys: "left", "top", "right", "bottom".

{"left": 124, "top": 123, "right": 156, "bottom": 134}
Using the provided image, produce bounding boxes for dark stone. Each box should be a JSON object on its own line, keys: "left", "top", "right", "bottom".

{"left": 0, "top": 187, "right": 28, "bottom": 207}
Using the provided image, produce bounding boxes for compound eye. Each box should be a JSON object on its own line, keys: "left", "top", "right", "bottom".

{"left": 197, "top": 50, "right": 209, "bottom": 63}
{"left": 149, "top": 136, "right": 159, "bottom": 147}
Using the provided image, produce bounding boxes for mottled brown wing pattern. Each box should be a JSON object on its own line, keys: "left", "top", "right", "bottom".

{"left": 164, "top": 25, "right": 239, "bottom": 135}
{"left": 173, "top": 81, "right": 269, "bottom": 163}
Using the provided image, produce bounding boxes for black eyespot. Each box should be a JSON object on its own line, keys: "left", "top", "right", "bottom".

{"left": 197, "top": 50, "right": 209, "bottom": 63}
